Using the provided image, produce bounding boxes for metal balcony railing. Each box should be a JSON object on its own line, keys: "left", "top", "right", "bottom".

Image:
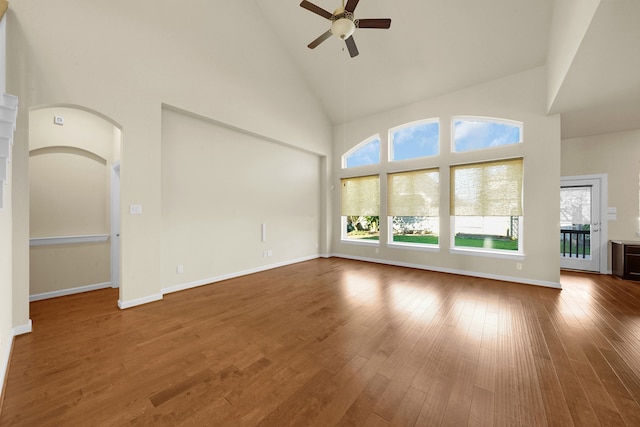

{"left": 560, "top": 229, "right": 590, "bottom": 258}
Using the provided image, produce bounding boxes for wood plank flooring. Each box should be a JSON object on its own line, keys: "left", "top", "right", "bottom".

{"left": 3, "top": 258, "right": 640, "bottom": 426}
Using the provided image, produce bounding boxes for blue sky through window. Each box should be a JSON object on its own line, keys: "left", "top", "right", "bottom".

{"left": 345, "top": 137, "right": 380, "bottom": 168}
{"left": 391, "top": 121, "right": 439, "bottom": 161}
{"left": 454, "top": 119, "right": 521, "bottom": 152}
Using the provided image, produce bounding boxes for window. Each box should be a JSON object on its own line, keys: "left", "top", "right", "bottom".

{"left": 389, "top": 120, "right": 439, "bottom": 161}
{"left": 451, "top": 158, "right": 523, "bottom": 253}
{"left": 453, "top": 117, "right": 522, "bottom": 153}
{"left": 341, "top": 175, "right": 380, "bottom": 241}
{"left": 343, "top": 135, "right": 380, "bottom": 168}
{"left": 388, "top": 169, "right": 439, "bottom": 246}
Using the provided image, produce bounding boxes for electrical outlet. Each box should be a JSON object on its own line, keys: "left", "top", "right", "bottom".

{"left": 176, "top": 264, "right": 184, "bottom": 274}
{"left": 516, "top": 262, "right": 523, "bottom": 270}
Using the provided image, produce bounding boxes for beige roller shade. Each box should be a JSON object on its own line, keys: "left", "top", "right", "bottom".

{"left": 451, "top": 158, "right": 523, "bottom": 216}
{"left": 0, "top": 1, "right": 8, "bottom": 21}
{"left": 341, "top": 175, "right": 379, "bottom": 216}
{"left": 388, "top": 169, "right": 439, "bottom": 217}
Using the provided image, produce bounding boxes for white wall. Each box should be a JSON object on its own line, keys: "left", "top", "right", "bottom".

{"left": 161, "top": 108, "right": 322, "bottom": 291}
{"left": 0, "top": 10, "right": 13, "bottom": 392}
{"left": 562, "top": 129, "right": 640, "bottom": 246}
{"left": 0, "top": 121, "right": 11, "bottom": 399}
{"left": 333, "top": 67, "right": 562, "bottom": 287}
{"left": 547, "top": 0, "right": 600, "bottom": 112}
{"left": 7, "top": 0, "right": 332, "bottom": 310}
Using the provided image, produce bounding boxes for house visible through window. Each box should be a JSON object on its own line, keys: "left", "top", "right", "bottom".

{"left": 341, "top": 175, "right": 380, "bottom": 241}
{"left": 451, "top": 158, "right": 523, "bottom": 253}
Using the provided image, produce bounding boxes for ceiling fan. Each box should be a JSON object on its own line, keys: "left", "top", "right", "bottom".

{"left": 300, "top": 0, "right": 391, "bottom": 58}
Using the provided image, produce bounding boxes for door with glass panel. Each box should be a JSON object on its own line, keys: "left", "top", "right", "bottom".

{"left": 560, "top": 178, "right": 600, "bottom": 271}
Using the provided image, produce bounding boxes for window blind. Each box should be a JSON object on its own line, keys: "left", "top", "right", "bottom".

{"left": 560, "top": 186, "right": 591, "bottom": 225}
{"left": 0, "top": 1, "right": 7, "bottom": 22}
{"left": 451, "top": 158, "right": 523, "bottom": 216}
{"left": 388, "top": 169, "right": 439, "bottom": 217}
{"left": 341, "top": 175, "right": 380, "bottom": 216}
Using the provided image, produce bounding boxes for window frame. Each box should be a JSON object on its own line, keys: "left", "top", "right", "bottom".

{"left": 386, "top": 167, "right": 440, "bottom": 249}
{"left": 342, "top": 134, "right": 381, "bottom": 169}
{"left": 451, "top": 116, "right": 523, "bottom": 153}
{"left": 340, "top": 174, "right": 381, "bottom": 244}
{"left": 450, "top": 216, "right": 524, "bottom": 259}
{"left": 388, "top": 118, "right": 440, "bottom": 162}
{"left": 449, "top": 157, "right": 524, "bottom": 257}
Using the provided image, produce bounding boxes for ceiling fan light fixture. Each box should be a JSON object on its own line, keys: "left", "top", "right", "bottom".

{"left": 332, "top": 17, "right": 355, "bottom": 40}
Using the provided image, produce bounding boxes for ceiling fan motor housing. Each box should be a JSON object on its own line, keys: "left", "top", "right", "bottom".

{"left": 331, "top": 8, "right": 357, "bottom": 39}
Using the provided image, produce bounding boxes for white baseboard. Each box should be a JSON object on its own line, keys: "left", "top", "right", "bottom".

{"left": 12, "top": 320, "right": 32, "bottom": 336}
{"left": 1, "top": 333, "right": 13, "bottom": 402}
{"left": 331, "top": 253, "right": 563, "bottom": 289}
{"left": 2, "top": 320, "right": 32, "bottom": 406}
{"left": 30, "top": 282, "right": 112, "bottom": 302}
{"left": 118, "top": 293, "right": 163, "bottom": 310}
{"left": 162, "top": 255, "right": 320, "bottom": 295}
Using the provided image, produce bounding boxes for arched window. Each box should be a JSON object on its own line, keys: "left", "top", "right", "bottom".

{"left": 452, "top": 117, "right": 522, "bottom": 152}
{"left": 343, "top": 135, "right": 380, "bottom": 168}
{"left": 389, "top": 119, "right": 439, "bottom": 161}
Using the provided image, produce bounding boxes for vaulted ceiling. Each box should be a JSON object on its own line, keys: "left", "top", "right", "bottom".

{"left": 254, "top": 0, "right": 640, "bottom": 139}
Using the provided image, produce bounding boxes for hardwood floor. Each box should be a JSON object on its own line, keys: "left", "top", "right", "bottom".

{"left": 2, "top": 258, "right": 640, "bottom": 426}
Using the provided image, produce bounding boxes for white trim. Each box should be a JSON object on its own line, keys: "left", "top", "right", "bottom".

{"left": 451, "top": 116, "right": 523, "bottom": 153}
{"left": 162, "top": 255, "right": 319, "bottom": 295}
{"left": 12, "top": 320, "right": 33, "bottom": 336}
{"left": 110, "top": 163, "right": 121, "bottom": 288}
{"left": 29, "top": 234, "right": 109, "bottom": 246}
{"left": 29, "top": 282, "right": 112, "bottom": 302}
{"left": 1, "top": 334, "right": 13, "bottom": 399}
{"left": 331, "top": 253, "right": 562, "bottom": 289}
{"left": 561, "top": 174, "right": 608, "bottom": 274}
{"left": 342, "top": 134, "right": 381, "bottom": 169}
{"left": 387, "top": 242, "right": 440, "bottom": 252}
{"left": 449, "top": 247, "right": 525, "bottom": 261}
{"left": 388, "top": 118, "right": 440, "bottom": 162}
{"left": 117, "top": 293, "right": 163, "bottom": 310}
{"left": 340, "top": 238, "right": 380, "bottom": 247}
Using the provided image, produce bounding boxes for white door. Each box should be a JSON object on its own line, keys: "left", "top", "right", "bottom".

{"left": 560, "top": 178, "right": 601, "bottom": 272}
{"left": 110, "top": 163, "right": 121, "bottom": 287}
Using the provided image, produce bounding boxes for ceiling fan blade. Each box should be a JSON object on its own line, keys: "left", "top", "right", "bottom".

{"left": 357, "top": 18, "right": 392, "bottom": 29}
{"left": 345, "top": 36, "right": 359, "bottom": 58}
{"left": 300, "top": 1, "right": 333, "bottom": 20}
{"left": 308, "top": 30, "right": 333, "bottom": 49}
{"left": 345, "top": 0, "right": 360, "bottom": 13}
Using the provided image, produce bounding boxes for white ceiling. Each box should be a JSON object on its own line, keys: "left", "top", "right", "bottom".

{"left": 254, "top": 0, "right": 640, "bottom": 139}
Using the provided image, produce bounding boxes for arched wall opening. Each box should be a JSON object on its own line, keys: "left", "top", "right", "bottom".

{"left": 28, "top": 105, "right": 122, "bottom": 301}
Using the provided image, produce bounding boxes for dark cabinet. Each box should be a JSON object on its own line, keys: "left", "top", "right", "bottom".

{"left": 612, "top": 241, "right": 640, "bottom": 281}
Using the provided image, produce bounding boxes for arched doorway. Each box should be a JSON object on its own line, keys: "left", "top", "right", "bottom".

{"left": 28, "top": 105, "right": 122, "bottom": 301}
